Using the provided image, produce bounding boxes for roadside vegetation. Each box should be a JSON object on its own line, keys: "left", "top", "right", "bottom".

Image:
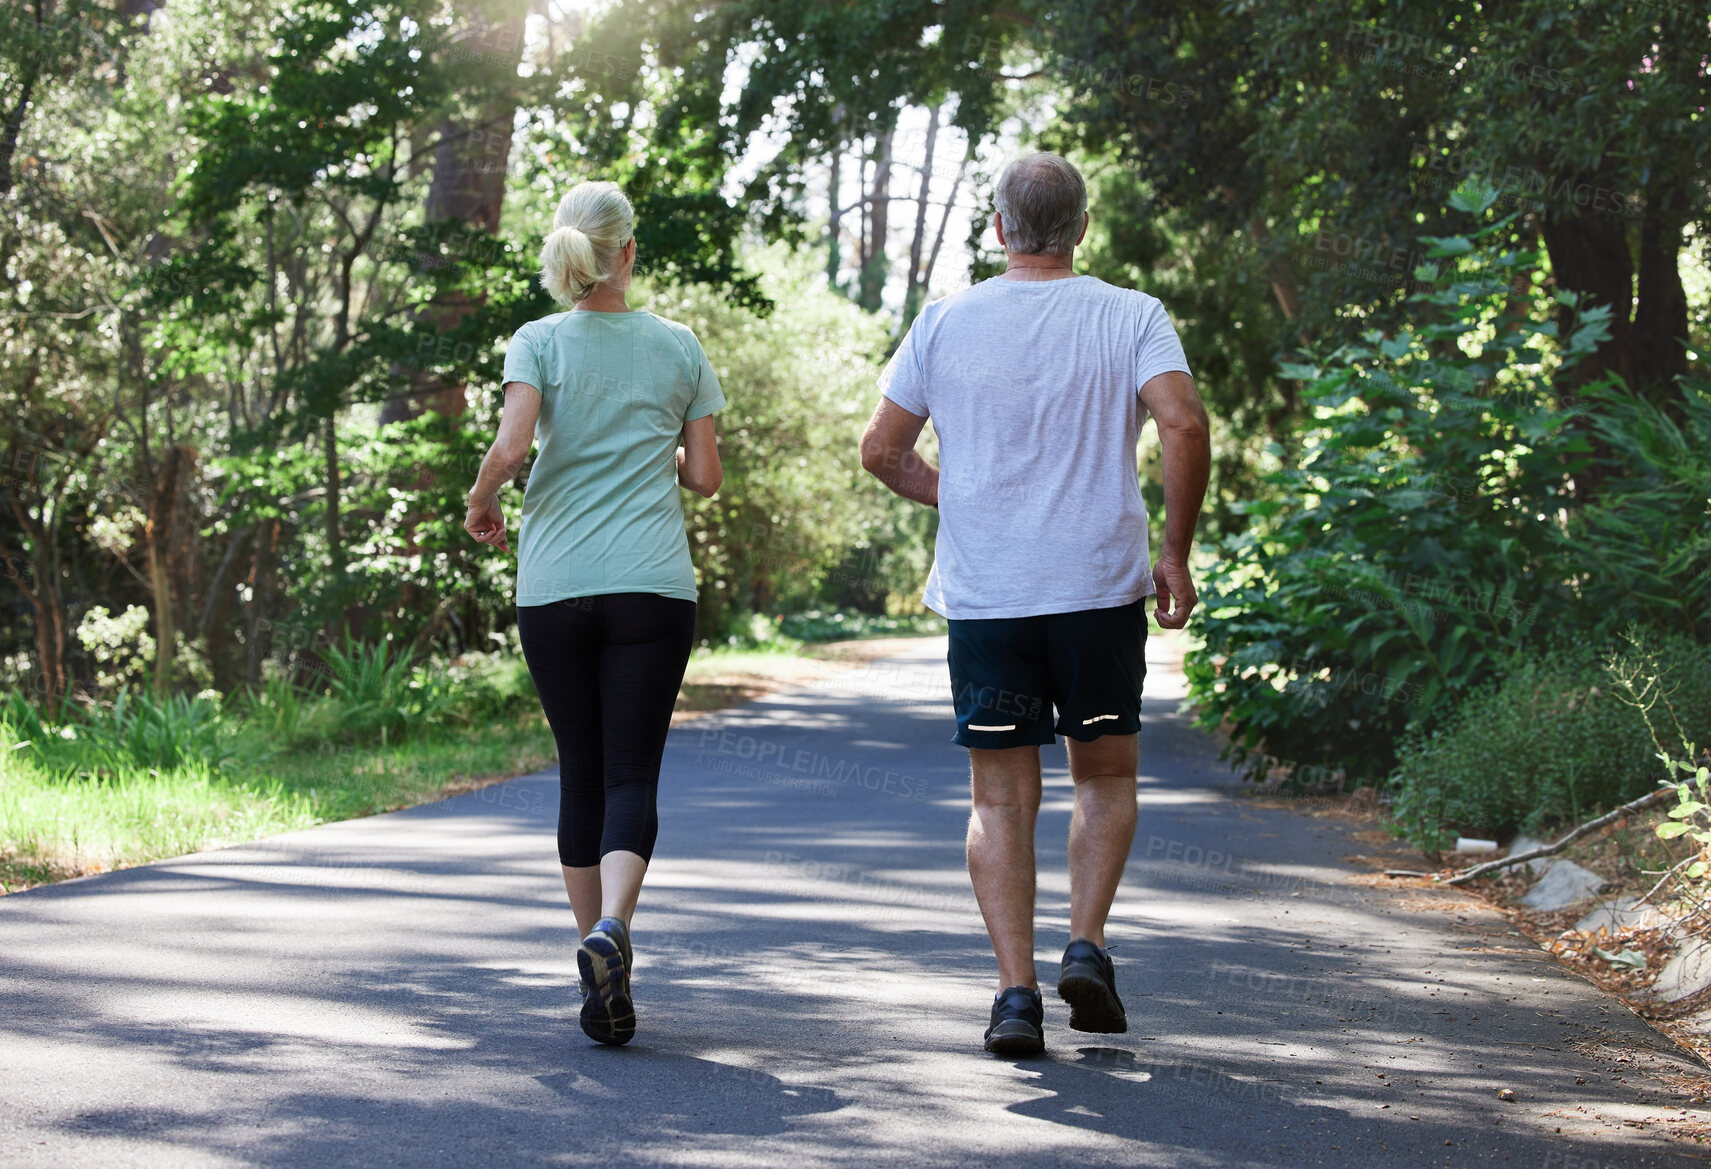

{"left": 0, "top": 610, "right": 945, "bottom": 893}
{"left": 2, "top": 1, "right": 1705, "bottom": 896}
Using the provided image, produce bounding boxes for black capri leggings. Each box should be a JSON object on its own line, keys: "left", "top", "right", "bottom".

{"left": 516, "top": 592, "right": 697, "bottom": 868}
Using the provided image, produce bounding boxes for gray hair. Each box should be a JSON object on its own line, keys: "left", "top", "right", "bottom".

{"left": 993, "top": 152, "right": 1087, "bottom": 256}
{"left": 540, "top": 180, "right": 635, "bottom": 305}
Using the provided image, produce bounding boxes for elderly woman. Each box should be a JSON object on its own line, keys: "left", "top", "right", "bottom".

{"left": 464, "top": 180, "right": 724, "bottom": 1046}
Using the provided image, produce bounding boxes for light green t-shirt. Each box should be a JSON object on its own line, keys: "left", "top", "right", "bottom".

{"left": 501, "top": 309, "right": 725, "bottom": 607}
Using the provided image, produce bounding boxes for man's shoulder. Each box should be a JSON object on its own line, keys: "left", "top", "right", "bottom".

{"left": 1075, "top": 276, "right": 1167, "bottom": 313}
{"left": 911, "top": 276, "right": 1169, "bottom": 335}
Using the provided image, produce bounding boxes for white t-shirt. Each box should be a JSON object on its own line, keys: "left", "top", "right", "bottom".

{"left": 877, "top": 275, "right": 1193, "bottom": 620}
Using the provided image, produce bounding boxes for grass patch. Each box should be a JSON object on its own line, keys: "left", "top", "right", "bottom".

{"left": 1, "top": 620, "right": 936, "bottom": 894}
{"left": 0, "top": 710, "right": 557, "bottom": 894}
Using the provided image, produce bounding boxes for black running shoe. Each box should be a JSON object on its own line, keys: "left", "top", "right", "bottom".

{"left": 984, "top": 985, "right": 1045, "bottom": 1055}
{"left": 577, "top": 917, "right": 635, "bottom": 1046}
{"left": 1057, "top": 938, "right": 1127, "bottom": 1034}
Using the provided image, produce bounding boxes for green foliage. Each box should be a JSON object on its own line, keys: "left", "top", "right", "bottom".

{"left": 1190, "top": 190, "right": 1711, "bottom": 802}
{"left": 317, "top": 637, "right": 454, "bottom": 745}
{"left": 1187, "top": 206, "right": 1603, "bottom": 783}
{"left": 1571, "top": 386, "right": 1711, "bottom": 641}
{"left": 636, "top": 248, "right": 934, "bottom": 639}
{"left": 0, "top": 748, "right": 320, "bottom": 888}
{"left": 0, "top": 680, "right": 557, "bottom": 891}
{"left": 5, "top": 688, "right": 239, "bottom": 777}
{"left": 1388, "top": 633, "right": 1711, "bottom": 852}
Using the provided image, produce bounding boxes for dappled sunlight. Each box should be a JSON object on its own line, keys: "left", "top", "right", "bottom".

{"left": 1, "top": 643, "right": 1696, "bottom": 1166}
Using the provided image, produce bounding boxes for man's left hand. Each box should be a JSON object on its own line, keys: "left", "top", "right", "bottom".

{"left": 1151, "top": 555, "right": 1197, "bottom": 629}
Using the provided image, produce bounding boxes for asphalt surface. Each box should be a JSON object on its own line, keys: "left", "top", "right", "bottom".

{"left": 3, "top": 636, "right": 1709, "bottom": 1168}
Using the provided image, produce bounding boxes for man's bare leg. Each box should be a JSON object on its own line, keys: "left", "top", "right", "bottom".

{"left": 968, "top": 745, "right": 1043, "bottom": 991}
{"left": 1065, "top": 733, "right": 1139, "bottom": 946}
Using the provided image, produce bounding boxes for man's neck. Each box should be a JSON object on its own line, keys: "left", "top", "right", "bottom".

{"left": 1001, "top": 251, "right": 1078, "bottom": 281}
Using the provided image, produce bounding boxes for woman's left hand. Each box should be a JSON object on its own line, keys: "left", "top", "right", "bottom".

{"left": 464, "top": 495, "right": 510, "bottom": 554}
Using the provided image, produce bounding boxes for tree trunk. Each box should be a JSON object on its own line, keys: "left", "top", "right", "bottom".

{"left": 857, "top": 125, "right": 895, "bottom": 312}
{"left": 902, "top": 105, "right": 940, "bottom": 324}
{"left": 857, "top": 150, "right": 871, "bottom": 277}
{"left": 1632, "top": 200, "right": 1689, "bottom": 401}
{"left": 0, "top": 0, "right": 44, "bottom": 199}
{"left": 921, "top": 141, "right": 972, "bottom": 300}
{"left": 1246, "top": 217, "right": 1302, "bottom": 322}
{"left": 245, "top": 519, "right": 281, "bottom": 688}
{"left": 380, "top": 3, "right": 528, "bottom": 426}
{"left": 1539, "top": 207, "right": 1634, "bottom": 395}
{"left": 4, "top": 490, "right": 65, "bottom": 712}
{"left": 198, "top": 525, "right": 254, "bottom": 693}
{"left": 324, "top": 414, "right": 343, "bottom": 579}
{"left": 146, "top": 445, "right": 191, "bottom": 695}
{"left": 826, "top": 103, "right": 845, "bottom": 289}
{"left": 0, "top": 75, "right": 34, "bottom": 199}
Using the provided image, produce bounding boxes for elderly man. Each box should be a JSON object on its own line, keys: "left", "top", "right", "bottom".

{"left": 860, "top": 152, "right": 1211, "bottom": 1056}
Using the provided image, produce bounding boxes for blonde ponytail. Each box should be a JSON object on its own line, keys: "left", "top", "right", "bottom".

{"left": 540, "top": 181, "right": 635, "bottom": 305}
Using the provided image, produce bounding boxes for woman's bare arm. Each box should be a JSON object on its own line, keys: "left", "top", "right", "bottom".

{"left": 677, "top": 414, "right": 721, "bottom": 498}
{"left": 464, "top": 382, "right": 542, "bottom": 553}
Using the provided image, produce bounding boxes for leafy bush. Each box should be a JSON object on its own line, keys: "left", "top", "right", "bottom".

{"left": 1388, "top": 632, "right": 1711, "bottom": 852}
{"left": 1571, "top": 386, "right": 1711, "bottom": 642}
{"left": 5, "top": 689, "right": 240, "bottom": 777}
{"left": 1186, "top": 190, "right": 1711, "bottom": 790}
{"left": 1187, "top": 194, "right": 1601, "bottom": 783}
{"left": 638, "top": 248, "right": 938, "bottom": 639}
{"left": 315, "top": 638, "right": 436, "bottom": 745}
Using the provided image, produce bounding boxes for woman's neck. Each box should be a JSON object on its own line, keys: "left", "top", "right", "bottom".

{"left": 575, "top": 282, "right": 632, "bottom": 313}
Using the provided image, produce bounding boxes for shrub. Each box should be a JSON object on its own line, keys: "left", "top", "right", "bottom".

{"left": 6, "top": 689, "right": 240, "bottom": 777}
{"left": 316, "top": 637, "right": 459, "bottom": 746}
{"left": 1185, "top": 187, "right": 1711, "bottom": 790}
{"left": 1388, "top": 632, "right": 1711, "bottom": 852}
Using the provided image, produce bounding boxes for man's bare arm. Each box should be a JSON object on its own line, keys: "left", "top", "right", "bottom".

{"left": 1139, "top": 370, "right": 1211, "bottom": 628}
{"left": 859, "top": 397, "right": 939, "bottom": 507}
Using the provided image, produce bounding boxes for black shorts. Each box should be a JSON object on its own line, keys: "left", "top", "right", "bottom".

{"left": 947, "top": 598, "right": 1148, "bottom": 749}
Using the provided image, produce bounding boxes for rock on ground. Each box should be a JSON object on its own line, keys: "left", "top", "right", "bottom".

{"left": 1574, "top": 896, "right": 1670, "bottom": 936}
{"left": 1654, "top": 938, "right": 1711, "bottom": 1004}
{"left": 1521, "top": 859, "right": 1608, "bottom": 910}
{"left": 1506, "top": 835, "right": 1557, "bottom": 876}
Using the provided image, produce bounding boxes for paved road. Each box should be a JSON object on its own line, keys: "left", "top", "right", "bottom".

{"left": 3, "top": 637, "right": 1708, "bottom": 1168}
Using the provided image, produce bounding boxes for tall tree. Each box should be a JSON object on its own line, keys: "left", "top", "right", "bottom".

{"left": 857, "top": 121, "right": 895, "bottom": 311}
{"left": 901, "top": 102, "right": 941, "bottom": 323}
{"left": 380, "top": 0, "right": 531, "bottom": 424}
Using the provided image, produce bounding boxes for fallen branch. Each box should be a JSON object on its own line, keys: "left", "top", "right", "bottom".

{"left": 1638, "top": 851, "right": 1701, "bottom": 908}
{"left": 1445, "top": 786, "right": 1675, "bottom": 886}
